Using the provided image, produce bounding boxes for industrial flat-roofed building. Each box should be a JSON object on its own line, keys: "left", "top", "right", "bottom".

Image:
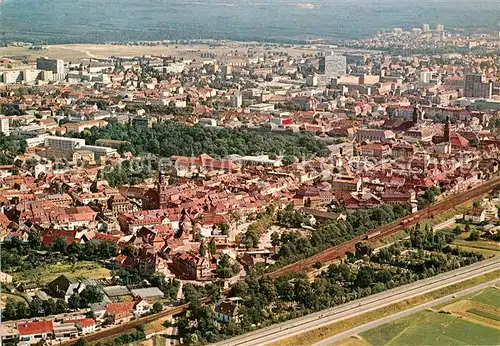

{"left": 248, "top": 103, "right": 275, "bottom": 113}
{"left": 131, "top": 287, "right": 165, "bottom": 300}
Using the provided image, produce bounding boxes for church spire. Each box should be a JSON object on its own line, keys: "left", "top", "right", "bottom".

{"left": 444, "top": 115, "right": 450, "bottom": 143}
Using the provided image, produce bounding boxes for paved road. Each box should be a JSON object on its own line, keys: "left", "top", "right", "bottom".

{"left": 212, "top": 257, "right": 500, "bottom": 346}
{"left": 313, "top": 280, "right": 499, "bottom": 346}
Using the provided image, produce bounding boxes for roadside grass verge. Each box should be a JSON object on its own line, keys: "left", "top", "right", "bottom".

{"left": 331, "top": 336, "right": 371, "bottom": 346}
{"left": 467, "top": 308, "right": 500, "bottom": 322}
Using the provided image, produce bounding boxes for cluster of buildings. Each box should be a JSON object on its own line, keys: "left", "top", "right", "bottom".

{"left": 0, "top": 36, "right": 499, "bottom": 341}
{"left": 344, "top": 22, "right": 499, "bottom": 53}
{"left": 0, "top": 274, "right": 166, "bottom": 344}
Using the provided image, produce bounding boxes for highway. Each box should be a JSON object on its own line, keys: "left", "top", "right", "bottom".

{"left": 313, "top": 278, "right": 500, "bottom": 346}
{"left": 212, "top": 256, "right": 500, "bottom": 346}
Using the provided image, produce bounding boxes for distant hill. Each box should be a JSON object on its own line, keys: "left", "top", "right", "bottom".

{"left": 2, "top": 0, "right": 499, "bottom": 44}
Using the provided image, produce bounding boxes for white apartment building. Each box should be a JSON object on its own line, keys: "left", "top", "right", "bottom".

{"left": 0, "top": 117, "right": 10, "bottom": 136}
{"left": 44, "top": 136, "right": 86, "bottom": 151}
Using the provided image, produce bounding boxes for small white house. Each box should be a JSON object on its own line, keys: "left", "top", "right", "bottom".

{"left": 213, "top": 300, "right": 241, "bottom": 323}
{"left": 0, "top": 271, "right": 13, "bottom": 284}
{"left": 134, "top": 299, "right": 152, "bottom": 316}
{"left": 76, "top": 318, "right": 97, "bottom": 335}
{"left": 464, "top": 208, "right": 486, "bottom": 223}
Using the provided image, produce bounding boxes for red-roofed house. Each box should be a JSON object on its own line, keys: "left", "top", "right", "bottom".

{"left": 75, "top": 318, "right": 97, "bottom": 334}
{"left": 355, "top": 129, "right": 395, "bottom": 142}
{"left": 42, "top": 229, "right": 79, "bottom": 245}
{"left": 360, "top": 143, "right": 390, "bottom": 158}
{"left": 92, "top": 232, "right": 121, "bottom": 244}
{"left": 170, "top": 252, "right": 211, "bottom": 280}
{"left": 105, "top": 301, "right": 135, "bottom": 323}
{"left": 450, "top": 133, "right": 469, "bottom": 149}
{"left": 17, "top": 320, "right": 53, "bottom": 343}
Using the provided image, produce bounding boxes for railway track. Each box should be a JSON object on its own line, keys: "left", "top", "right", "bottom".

{"left": 63, "top": 176, "right": 499, "bottom": 345}
{"left": 268, "top": 176, "right": 500, "bottom": 278}
{"left": 59, "top": 304, "right": 188, "bottom": 345}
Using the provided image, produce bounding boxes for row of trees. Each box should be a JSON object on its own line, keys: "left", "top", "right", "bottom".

{"left": 270, "top": 204, "right": 410, "bottom": 267}
{"left": 240, "top": 210, "right": 275, "bottom": 249}
{"left": 2, "top": 297, "right": 68, "bottom": 321}
{"left": 69, "top": 120, "right": 327, "bottom": 160}
{"left": 88, "top": 326, "right": 146, "bottom": 346}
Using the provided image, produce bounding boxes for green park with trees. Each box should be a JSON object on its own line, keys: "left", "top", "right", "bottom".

{"left": 69, "top": 120, "right": 327, "bottom": 160}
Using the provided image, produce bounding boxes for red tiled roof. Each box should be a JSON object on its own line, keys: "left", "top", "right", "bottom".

{"left": 450, "top": 133, "right": 469, "bottom": 147}
{"left": 466, "top": 207, "right": 485, "bottom": 217}
{"left": 17, "top": 320, "right": 53, "bottom": 335}
{"left": 106, "top": 301, "right": 135, "bottom": 314}
{"left": 75, "top": 318, "right": 96, "bottom": 328}
{"left": 93, "top": 233, "right": 120, "bottom": 243}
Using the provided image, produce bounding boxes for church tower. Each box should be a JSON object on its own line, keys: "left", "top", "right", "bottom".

{"left": 444, "top": 116, "right": 451, "bottom": 143}
{"left": 412, "top": 105, "right": 424, "bottom": 124}
{"left": 157, "top": 170, "right": 169, "bottom": 209}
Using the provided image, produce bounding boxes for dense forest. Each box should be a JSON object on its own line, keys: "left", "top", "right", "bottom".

{"left": 68, "top": 121, "right": 328, "bottom": 159}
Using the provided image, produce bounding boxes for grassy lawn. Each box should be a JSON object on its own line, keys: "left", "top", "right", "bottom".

{"left": 470, "top": 287, "right": 500, "bottom": 308}
{"left": 12, "top": 261, "right": 111, "bottom": 284}
{"left": 454, "top": 244, "right": 499, "bottom": 258}
{"left": 467, "top": 308, "right": 500, "bottom": 322}
{"left": 420, "top": 199, "right": 477, "bottom": 229}
{"left": 1, "top": 292, "right": 28, "bottom": 308}
{"left": 361, "top": 310, "right": 500, "bottom": 346}
{"left": 331, "top": 337, "right": 371, "bottom": 346}
{"left": 453, "top": 232, "right": 500, "bottom": 251}
{"left": 448, "top": 231, "right": 500, "bottom": 258}
{"left": 267, "top": 270, "right": 500, "bottom": 346}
